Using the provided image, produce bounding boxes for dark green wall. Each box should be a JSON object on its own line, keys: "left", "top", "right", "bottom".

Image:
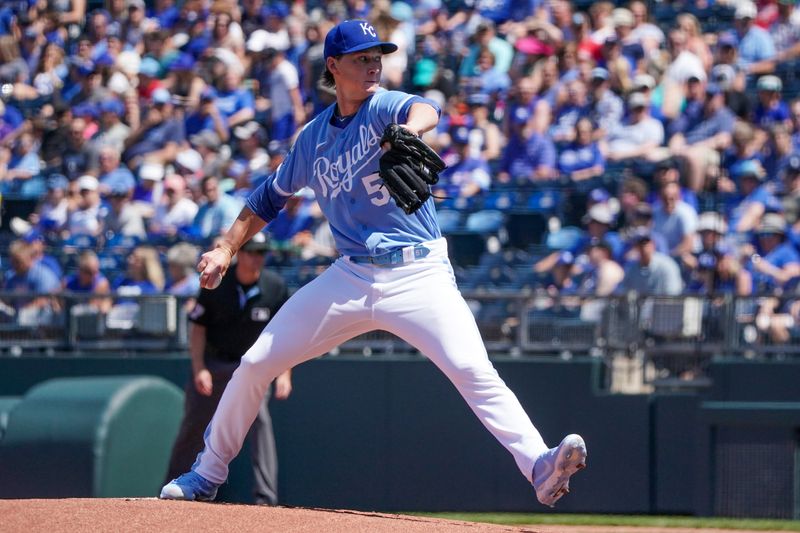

{"left": 1, "top": 356, "right": 798, "bottom": 515}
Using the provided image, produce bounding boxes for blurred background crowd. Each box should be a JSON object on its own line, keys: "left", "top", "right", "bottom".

{"left": 3, "top": 0, "right": 800, "bottom": 344}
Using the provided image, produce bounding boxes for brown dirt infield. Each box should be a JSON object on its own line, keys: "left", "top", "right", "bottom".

{"left": 0, "top": 499, "right": 789, "bottom": 533}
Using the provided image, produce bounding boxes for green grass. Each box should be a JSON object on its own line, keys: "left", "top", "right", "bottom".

{"left": 407, "top": 513, "right": 800, "bottom": 530}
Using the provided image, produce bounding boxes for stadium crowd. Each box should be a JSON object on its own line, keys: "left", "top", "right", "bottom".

{"left": 2, "top": 0, "right": 800, "bottom": 343}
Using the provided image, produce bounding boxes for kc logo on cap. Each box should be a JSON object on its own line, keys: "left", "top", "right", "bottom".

{"left": 324, "top": 19, "right": 398, "bottom": 59}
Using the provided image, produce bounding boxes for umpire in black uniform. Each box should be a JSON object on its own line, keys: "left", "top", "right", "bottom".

{"left": 164, "top": 232, "right": 291, "bottom": 505}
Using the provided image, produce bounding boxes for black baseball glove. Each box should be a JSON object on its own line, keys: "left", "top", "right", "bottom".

{"left": 379, "top": 123, "right": 447, "bottom": 215}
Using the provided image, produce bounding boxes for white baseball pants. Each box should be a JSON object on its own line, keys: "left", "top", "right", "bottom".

{"left": 193, "top": 238, "right": 548, "bottom": 485}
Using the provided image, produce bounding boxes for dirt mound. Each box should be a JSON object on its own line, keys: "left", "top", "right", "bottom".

{"left": 0, "top": 499, "right": 536, "bottom": 533}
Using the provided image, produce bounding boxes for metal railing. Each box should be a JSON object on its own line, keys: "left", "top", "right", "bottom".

{"left": 1, "top": 290, "right": 797, "bottom": 387}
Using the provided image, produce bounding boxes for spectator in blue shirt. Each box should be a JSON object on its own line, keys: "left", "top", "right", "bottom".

{"left": 96, "top": 145, "right": 135, "bottom": 196}
{"left": 746, "top": 213, "right": 800, "bottom": 292}
{"left": 148, "top": 0, "right": 180, "bottom": 31}
{"left": 558, "top": 117, "right": 605, "bottom": 187}
{"left": 123, "top": 87, "right": 185, "bottom": 169}
{"left": 3, "top": 239, "right": 61, "bottom": 324}
{"left": 435, "top": 126, "right": 491, "bottom": 204}
{"left": 733, "top": 1, "right": 777, "bottom": 75}
{"left": 192, "top": 175, "right": 244, "bottom": 239}
{"left": 62, "top": 249, "right": 113, "bottom": 313}
{"left": 213, "top": 70, "right": 255, "bottom": 129}
{"left": 550, "top": 78, "right": 590, "bottom": 144}
{"left": 459, "top": 20, "right": 514, "bottom": 78}
{"left": 497, "top": 106, "right": 557, "bottom": 187}
{"left": 184, "top": 87, "right": 229, "bottom": 142}
{"left": 753, "top": 75, "right": 791, "bottom": 132}
{"left": 112, "top": 244, "right": 165, "bottom": 295}
{"left": 668, "top": 82, "right": 735, "bottom": 192}
{"left": 1, "top": 131, "right": 41, "bottom": 195}
{"left": 727, "top": 159, "right": 778, "bottom": 235}
{"left": 589, "top": 67, "right": 624, "bottom": 140}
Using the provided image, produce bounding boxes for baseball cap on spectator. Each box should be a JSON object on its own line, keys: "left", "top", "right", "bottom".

{"left": 107, "top": 71, "right": 131, "bottom": 95}
{"left": 711, "top": 64, "right": 736, "bottom": 91}
{"left": 46, "top": 174, "right": 69, "bottom": 191}
{"left": 175, "top": 149, "right": 203, "bottom": 174}
{"left": 225, "top": 160, "right": 246, "bottom": 178}
{"left": 735, "top": 1, "right": 757, "bottom": 20}
{"left": 139, "top": 57, "right": 161, "bottom": 78}
{"left": 466, "top": 92, "right": 490, "bottom": 106}
{"left": 588, "top": 238, "right": 613, "bottom": 255}
{"left": 717, "top": 32, "right": 737, "bottom": 48}
{"left": 247, "top": 29, "right": 289, "bottom": 54}
{"left": 99, "top": 98, "right": 125, "bottom": 117}
{"left": 233, "top": 121, "right": 262, "bottom": 141}
{"left": 731, "top": 159, "right": 765, "bottom": 181}
{"left": 78, "top": 174, "right": 99, "bottom": 192}
{"left": 612, "top": 8, "right": 634, "bottom": 28}
{"left": 152, "top": 87, "right": 172, "bottom": 105}
{"left": 589, "top": 188, "right": 611, "bottom": 204}
{"left": 451, "top": 126, "right": 470, "bottom": 145}
{"left": 697, "top": 211, "right": 728, "bottom": 234}
{"left": 591, "top": 67, "right": 609, "bottom": 81}
{"left": 583, "top": 203, "right": 614, "bottom": 225}
{"left": 756, "top": 213, "right": 787, "bottom": 235}
{"left": 757, "top": 75, "right": 782, "bottom": 92}
{"left": 190, "top": 130, "right": 221, "bottom": 150}
{"left": 128, "top": 0, "right": 145, "bottom": 9}
{"left": 267, "top": 140, "right": 290, "bottom": 157}
{"left": 73, "top": 102, "right": 98, "bottom": 119}
{"left": 185, "top": 35, "right": 212, "bottom": 58}
{"left": 76, "top": 61, "right": 96, "bottom": 77}
{"left": 515, "top": 36, "right": 554, "bottom": 56}
{"left": 139, "top": 162, "right": 165, "bottom": 181}
{"left": 262, "top": 2, "right": 290, "bottom": 19}
{"left": 107, "top": 178, "right": 132, "bottom": 197}
{"left": 172, "top": 32, "right": 190, "bottom": 49}
{"left": 324, "top": 20, "right": 398, "bottom": 60}
{"left": 628, "top": 91, "right": 648, "bottom": 110}
{"left": 169, "top": 53, "right": 195, "bottom": 72}
{"left": 628, "top": 226, "right": 653, "bottom": 244}
{"left": 116, "top": 51, "right": 141, "bottom": 76}
{"left": 241, "top": 231, "right": 269, "bottom": 252}
{"left": 633, "top": 73, "right": 656, "bottom": 91}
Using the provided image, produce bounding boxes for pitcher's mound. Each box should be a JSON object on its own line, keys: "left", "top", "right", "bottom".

{"left": 0, "top": 498, "right": 537, "bottom": 533}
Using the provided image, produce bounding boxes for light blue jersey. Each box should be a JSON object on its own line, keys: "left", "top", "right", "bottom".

{"left": 246, "top": 89, "right": 442, "bottom": 257}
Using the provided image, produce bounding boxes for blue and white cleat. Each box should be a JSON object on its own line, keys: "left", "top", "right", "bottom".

{"left": 159, "top": 471, "right": 219, "bottom": 501}
{"left": 532, "top": 434, "right": 587, "bottom": 507}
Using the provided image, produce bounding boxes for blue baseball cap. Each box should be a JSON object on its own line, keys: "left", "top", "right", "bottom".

{"left": 169, "top": 52, "right": 195, "bottom": 72}
{"left": 99, "top": 98, "right": 125, "bottom": 116}
{"left": 591, "top": 67, "right": 609, "bottom": 81}
{"left": 324, "top": 20, "right": 398, "bottom": 60}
